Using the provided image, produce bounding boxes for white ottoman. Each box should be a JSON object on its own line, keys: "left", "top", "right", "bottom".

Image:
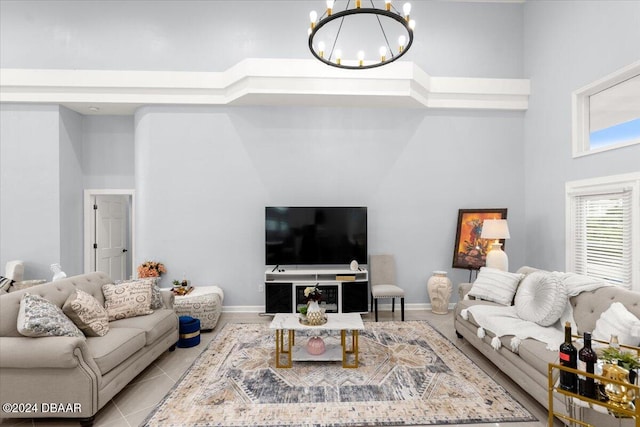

{"left": 173, "top": 286, "right": 224, "bottom": 331}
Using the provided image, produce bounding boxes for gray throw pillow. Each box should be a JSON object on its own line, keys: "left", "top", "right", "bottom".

{"left": 17, "top": 293, "right": 83, "bottom": 338}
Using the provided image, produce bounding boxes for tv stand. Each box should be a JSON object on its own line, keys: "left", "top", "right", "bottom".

{"left": 264, "top": 268, "right": 369, "bottom": 314}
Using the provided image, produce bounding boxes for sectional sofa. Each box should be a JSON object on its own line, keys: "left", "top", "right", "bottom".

{"left": 0, "top": 272, "right": 179, "bottom": 426}
{"left": 455, "top": 266, "right": 640, "bottom": 426}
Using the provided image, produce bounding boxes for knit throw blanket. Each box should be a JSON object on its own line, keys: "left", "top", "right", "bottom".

{"left": 460, "top": 272, "right": 611, "bottom": 352}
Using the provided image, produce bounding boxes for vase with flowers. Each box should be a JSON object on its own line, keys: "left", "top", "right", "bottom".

{"left": 137, "top": 261, "right": 166, "bottom": 286}
{"left": 304, "top": 285, "right": 326, "bottom": 325}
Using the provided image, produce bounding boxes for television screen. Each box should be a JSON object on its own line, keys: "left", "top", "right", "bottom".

{"left": 265, "top": 207, "right": 367, "bottom": 266}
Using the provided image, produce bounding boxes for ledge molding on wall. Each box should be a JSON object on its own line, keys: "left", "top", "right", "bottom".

{"left": 0, "top": 58, "right": 530, "bottom": 115}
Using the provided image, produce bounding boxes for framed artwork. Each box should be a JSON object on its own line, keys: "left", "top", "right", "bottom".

{"left": 452, "top": 208, "right": 508, "bottom": 270}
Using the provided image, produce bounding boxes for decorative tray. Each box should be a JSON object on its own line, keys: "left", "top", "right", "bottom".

{"left": 298, "top": 315, "right": 327, "bottom": 326}
{"left": 172, "top": 286, "right": 194, "bottom": 296}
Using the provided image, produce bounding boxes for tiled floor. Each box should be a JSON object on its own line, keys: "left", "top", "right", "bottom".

{"left": 1, "top": 310, "right": 562, "bottom": 427}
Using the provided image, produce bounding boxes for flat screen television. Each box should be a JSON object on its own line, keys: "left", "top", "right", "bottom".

{"left": 265, "top": 206, "right": 367, "bottom": 266}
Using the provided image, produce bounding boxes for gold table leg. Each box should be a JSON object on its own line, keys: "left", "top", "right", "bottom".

{"left": 275, "top": 329, "right": 293, "bottom": 368}
{"left": 341, "top": 329, "right": 359, "bottom": 368}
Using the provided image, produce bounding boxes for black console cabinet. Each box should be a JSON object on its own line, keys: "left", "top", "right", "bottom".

{"left": 264, "top": 268, "right": 368, "bottom": 314}
{"left": 341, "top": 281, "right": 369, "bottom": 313}
{"left": 265, "top": 283, "right": 293, "bottom": 314}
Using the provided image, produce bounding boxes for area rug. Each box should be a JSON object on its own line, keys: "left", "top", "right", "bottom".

{"left": 143, "top": 321, "right": 536, "bottom": 426}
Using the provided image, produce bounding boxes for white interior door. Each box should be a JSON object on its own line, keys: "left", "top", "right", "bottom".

{"left": 94, "top": 195, "right": 129, "bottom": 281}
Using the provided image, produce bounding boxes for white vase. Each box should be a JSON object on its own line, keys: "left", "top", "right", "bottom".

{"left": 427, "top": 271, "right": 452, "bottom": 315}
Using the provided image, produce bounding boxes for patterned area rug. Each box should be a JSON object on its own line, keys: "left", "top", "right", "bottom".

{"left": 143, "top": 321, "right": 536, "bottom": 426}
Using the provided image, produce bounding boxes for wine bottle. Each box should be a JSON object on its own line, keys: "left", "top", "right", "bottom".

{"left": 559, "top": 321, "right": 577, "bottom": 392}
{"left": 577, "top": 332, "right": 598, "bottom": 399}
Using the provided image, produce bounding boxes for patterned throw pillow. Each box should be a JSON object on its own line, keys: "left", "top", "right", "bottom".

{"left": 17, "top": 293, "right": 83, "bottom": 338}
{"left": 63, "top": 289, "right": 110, "bottom": 337}
{"left": 102, "top": 281, "right": 153, "bottom": 321}
{"left": 115, "top": 278, "right": 164, "bottom": 310}
{"left": 0, "top": 276, "right": 14, "bottom": 294}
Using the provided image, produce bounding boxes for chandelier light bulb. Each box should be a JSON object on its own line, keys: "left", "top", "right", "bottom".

{"left": 385, "top": 0, "right": 392, "bottom": 11}
{"left": 310, "top": 10, "right": 317, "bottom": 28}
{"left": 318, "top": 41, "right": 326, "bottom": 58}
{"left": 398, "top": 35, "right": 406, "bottom": 52}
{"left": 335, "top": 49, "right": 342, "bottom": 65}
{"left": 409, "top": 19, "right": 416, "bottom": 30}
{"left": 357, "top": 50, "right": 365, "bottom": 67}
{"left": 326, "top": 0, "right": 334, "bottom": 15}
{"left": 379, "top": 46, "right": 387, "bottom": 62}
{"left": 356, "top": 0, "right": 361, "bottom": 8}
{"left": 403, "top": 2, "right": 411, "bottom": 20}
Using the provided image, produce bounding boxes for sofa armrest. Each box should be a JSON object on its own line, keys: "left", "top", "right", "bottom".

{"left": 161, "top": 289, "right": 175, "bottom": 309}
{"left": 0, "top": 336, "right": 97, "bottom": 369}
{"left": 458, "top": 283, "right": 473, "bottom": 300}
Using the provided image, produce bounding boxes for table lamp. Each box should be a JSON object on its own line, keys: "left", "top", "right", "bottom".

{"left": 481, "top": 219, "right": 510, "bottom": 271}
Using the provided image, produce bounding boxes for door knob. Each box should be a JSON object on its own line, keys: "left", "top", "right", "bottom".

{"left": 122, "top": 249, "right": 128, "bottom": 253}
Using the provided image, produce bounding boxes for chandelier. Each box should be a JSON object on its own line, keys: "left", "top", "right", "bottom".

{"left": 308, "top": 0, "right": 415, "bottom": 70}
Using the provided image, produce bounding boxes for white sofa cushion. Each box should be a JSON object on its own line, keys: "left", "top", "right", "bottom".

{"left": 86, "top": 328, "right": 146, "bottom": 375}
{"left": 467, "top": 267, "right": 523, "bottom": 305}
{"left": 592, "top": 302, "right": 640, "bottom": 346}
{"left": 515, "top": 271, "right": 566, "bottom": 327}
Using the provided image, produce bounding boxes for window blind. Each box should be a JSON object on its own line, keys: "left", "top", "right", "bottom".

{"left": 572, "top": 190, "right": 632, "bottom": 288}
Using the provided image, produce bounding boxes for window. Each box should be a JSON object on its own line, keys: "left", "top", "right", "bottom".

{"left": 572, "top": 61, "right": 640, "bottom": 157}
{"left": 566, "top": 173, "right": 640, "bottom": 290}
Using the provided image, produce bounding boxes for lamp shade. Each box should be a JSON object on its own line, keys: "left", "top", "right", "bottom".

{"left": 480, "top": 219, "right": 510, "bottom": 240}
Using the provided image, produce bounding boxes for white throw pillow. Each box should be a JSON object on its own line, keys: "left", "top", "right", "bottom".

{"left": 593, "top": 302, "right": 640, "bottom": 346}
{"left": 467, "top": 267, "right": 524, "bottom": 306}
{"left": 514, "top": 271, "right": 566, "bottom": 327}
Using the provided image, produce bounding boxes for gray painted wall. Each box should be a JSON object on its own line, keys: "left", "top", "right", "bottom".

{"left": 135, "top": 106, "right": 525, "bottom": 307}
{"left": 0, "top": 105, "right": 61, "bottom": 280}
{"left": 59, "top": 106, "right": 84, "bottom": 276}
{"left": 83, "top": 116, "right": 135, "bottom": 189}
{"left": 522, "top": 1, "right": 640, "bottom": 270}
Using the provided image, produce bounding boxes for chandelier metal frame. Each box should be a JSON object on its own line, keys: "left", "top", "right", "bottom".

{"left": 308, "top": 1, "right": 414, "bottom": 70}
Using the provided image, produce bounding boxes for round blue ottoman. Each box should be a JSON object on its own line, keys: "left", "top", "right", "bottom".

{"left": 177, "top": 316, "right": 201, "bottom": 348}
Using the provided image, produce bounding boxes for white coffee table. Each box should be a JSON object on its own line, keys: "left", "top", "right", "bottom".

{"left": 269, "top": 313, "right": 364, "bottom": 369}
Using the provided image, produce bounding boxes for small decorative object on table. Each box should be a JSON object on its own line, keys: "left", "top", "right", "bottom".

{"left": 307, "top": 336, "right": 326, "bottom": 355}
{"left": 304, "top": 285, "right": 326, "bottom": 326}
{"left": 50, "top": 263, "right": 67, "bottom": 282}
{"left": 172, "top": 280, "right": 194, "bottom": 296}
{"left": 427, "top": 271, "right": 453, "bottom": 314}
{"left": 138, "top": 260, "right": 166, "bottom": 285}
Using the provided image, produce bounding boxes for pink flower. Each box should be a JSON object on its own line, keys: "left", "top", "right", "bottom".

{"left": 137, "top": 261, "right": 166, "bottom": 278}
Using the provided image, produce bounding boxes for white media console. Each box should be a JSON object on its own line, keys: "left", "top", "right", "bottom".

{"left": 264, "top": 268, "right": 369, "bottom": 314}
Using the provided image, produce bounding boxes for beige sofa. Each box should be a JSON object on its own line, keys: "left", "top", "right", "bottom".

{"left": 0, "top": 272, "right": 179, "bottom": 426}
{"left": 454, "top": 266, "right": 640, "bottom": 426}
